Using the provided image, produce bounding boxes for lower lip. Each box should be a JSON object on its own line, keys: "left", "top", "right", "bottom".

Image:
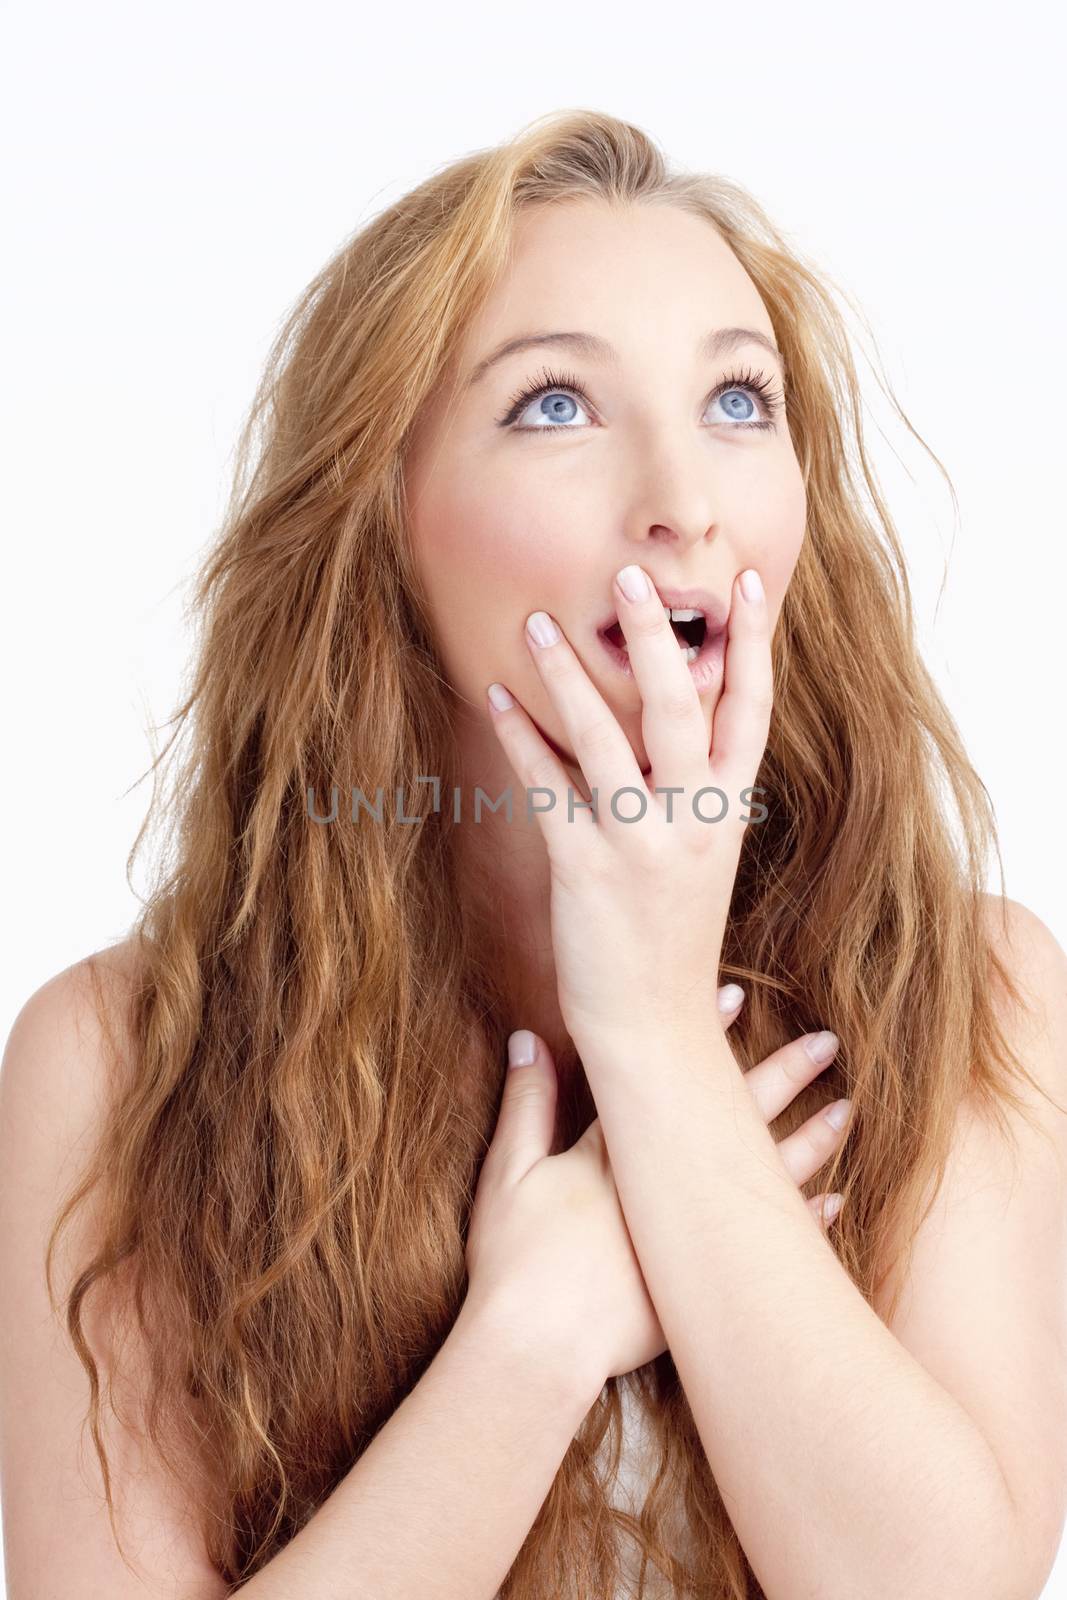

{"left": 596, "top": 624, "right": 727, "bottom": 693}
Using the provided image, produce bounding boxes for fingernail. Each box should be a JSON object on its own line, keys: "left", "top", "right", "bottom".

{"left": 821, "top": 1193, "right": 845, "bottom": 1224}
{"left": 717, "top": 983, "right": 745, "bottom": 1011}
{"left": 825, "top": 1098, "right": 852, "bottom": 1131}
{"left": 740, "top": 568, "right": 764, "bottom": 603}
{"left": 616, "top": 565, "right": 651, "bottom": 602}
{"left": 803, "top": 1030, "right": 839, "bottom": 1064}
{"left": 508, "top": 1030, "right": 536, "bottom": 1068}
{"left": 488, "top": 682, "right": 515, "bottom": 711}
{"left": 526, "top": 612, "right": 560, "bottom": 647}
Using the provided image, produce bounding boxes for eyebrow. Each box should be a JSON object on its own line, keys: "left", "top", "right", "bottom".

{"left": 463, "top": 325, "right": 785, "bottom": 389}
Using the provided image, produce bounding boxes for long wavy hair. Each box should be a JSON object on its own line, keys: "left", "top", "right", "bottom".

{"left": 46, "top": 108, "right": 1057, "bottom": 1597}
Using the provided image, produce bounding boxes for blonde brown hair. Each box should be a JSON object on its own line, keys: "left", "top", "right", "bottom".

{"left": 47, "top": 108, "right": 1056, "bottom": 1597}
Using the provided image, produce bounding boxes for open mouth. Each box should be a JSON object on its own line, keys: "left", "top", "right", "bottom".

{"left": 596, "top": 606, "right": 726, "bottom": 691}
{"left": 601, "top": 609, "right": 708, "bottom": 660}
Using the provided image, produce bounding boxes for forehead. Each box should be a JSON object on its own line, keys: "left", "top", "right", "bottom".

{"left": 462, "top": 199, "right": 775, "bottom": 361}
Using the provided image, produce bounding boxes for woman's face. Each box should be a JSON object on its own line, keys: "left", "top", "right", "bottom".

{"left": 403, "top": 198, "right": 807, "bottom": 789}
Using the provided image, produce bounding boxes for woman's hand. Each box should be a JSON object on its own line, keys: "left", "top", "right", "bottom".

{"left": 486, "top": 564, "right": 772, "bottom": 1057}
{"left": 463, "top": 988, "right": 848, "bottom": 1392}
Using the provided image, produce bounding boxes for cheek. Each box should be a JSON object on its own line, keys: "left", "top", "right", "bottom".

{"left": 409, "top": 505, "right": 560, "bottom": 688}
{"left": 742, "top": 470, "right": 807, "bottom": 597}
{"left": 492, "top": 517, "right": 575, "bottom": 596}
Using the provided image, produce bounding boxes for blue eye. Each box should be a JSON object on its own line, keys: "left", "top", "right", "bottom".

{"left": 496, "top": 363, "right": 784, "bottom": 433}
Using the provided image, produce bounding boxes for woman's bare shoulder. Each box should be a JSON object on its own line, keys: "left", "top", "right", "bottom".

{"left": 13, "top": 935, "right": 144, "bottom": 1056}
{"left": 0, "top": 938, "right": 149, "bottom": 1195}
{"left": 869, "top": 891, "right": 1067, "bottom": 1593}
{"left": 978, "top": 892, "right": 1067, "bottom": 1012}
{"left": 0, "top": 942, "right": 229, "bottom": 1597}
{"left": 1, "top": 936, "right": 148, "bottom": 1208}
{"left": 9, "top": 934, "right": 145, "bottom": 1018}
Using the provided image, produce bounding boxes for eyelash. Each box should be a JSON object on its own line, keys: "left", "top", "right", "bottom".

{"left": 496, "top": 363, "right": 785, "bottom": 433}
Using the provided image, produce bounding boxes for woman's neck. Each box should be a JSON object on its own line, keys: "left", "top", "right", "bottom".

{"left": 449, "top": 712, "right": 578, "bottom": 1066}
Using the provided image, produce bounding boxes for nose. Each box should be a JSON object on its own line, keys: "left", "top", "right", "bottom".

{"left": 645, "top": 517, "right": 714, "bottom": 548}
{"left": 624, "top": 454, "right": 721, "bottom": 552}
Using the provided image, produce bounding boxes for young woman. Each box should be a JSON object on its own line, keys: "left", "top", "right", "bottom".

{"left": 3, "top": 109, "right": 1065, "bottom": 1600}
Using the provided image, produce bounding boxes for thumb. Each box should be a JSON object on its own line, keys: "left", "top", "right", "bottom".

{"left": 491, "top": 1030, "right": 558, "bottom": 1168}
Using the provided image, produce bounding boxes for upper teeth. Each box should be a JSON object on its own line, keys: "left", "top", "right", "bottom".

{"left": 664, "top": 606, "right": 704, "bottom": 621}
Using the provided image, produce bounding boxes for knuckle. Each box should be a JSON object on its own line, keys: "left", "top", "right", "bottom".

{"left": 527, "top": 755, "right": 560, "bottom": 792}
{"left": 538, "top": 647, "right": 572, "bottom": 686}
{"left": 577, "top": 717, "right": 622, "bottom": 761}
{"left": 659, "top": 686, "right": 701, "bottom": 724}
{"left": 784, "top": 1043, "right": 817, "bottom": 1083}
{"left": 803, "top": 1123, "right": 828, "bottom": 1162}
{"left": 682, "top": 815, "right": 716, "bottom": 855}
{"left": 749, "top": 682, "right": 774, "bottom": 719}
{"left": 630, "top": 830, "right": 670, "bottom": 873}
{"left": 631, "top": 610, "right": 667, "bottom": 641}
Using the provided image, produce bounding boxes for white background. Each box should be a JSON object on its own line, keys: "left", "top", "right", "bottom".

{"left": 1, "top": 0, "right": 1064, "bottom": 1593}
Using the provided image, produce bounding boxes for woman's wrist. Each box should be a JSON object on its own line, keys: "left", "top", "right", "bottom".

{"left": 453, "top": 1289, "right": 606, "bottom": 1423}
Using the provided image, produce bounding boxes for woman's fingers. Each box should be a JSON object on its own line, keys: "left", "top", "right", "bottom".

{"left": 728, "top": 1016, "right": 849, "bottom": 1210}
{"left": 708, "top": 568, "right": 774, "bottom": 787}
{"left": 729, "top": 1021, "right": 849, "bottom": 1201}
{"left": 742, "top": 1029, "right": 841, "bottom": 1123}
{"left": 609, "top": 565, "right": 711, "bottom": 795}
{"left": 775, "top": 1098, "right": 853, "bottom": 1188}
{"left": 485, "top": 683, "right": 597, "bottom": 859}
{"left": 806, "top": 1192, "right": 845, "bottom": 1228}
{"left": 520, "top": 606, "right": 645, "bottom": 805}
{"left": 716, "top": 983, "right": 745, "bottom": 1027}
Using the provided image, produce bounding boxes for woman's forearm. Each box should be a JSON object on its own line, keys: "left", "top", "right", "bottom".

{"left": 240, "top": 1297, "right": 599, "bottom": 1600}
{"left": 580, "top": 1027, "right": 1027, "bottom": 1600}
